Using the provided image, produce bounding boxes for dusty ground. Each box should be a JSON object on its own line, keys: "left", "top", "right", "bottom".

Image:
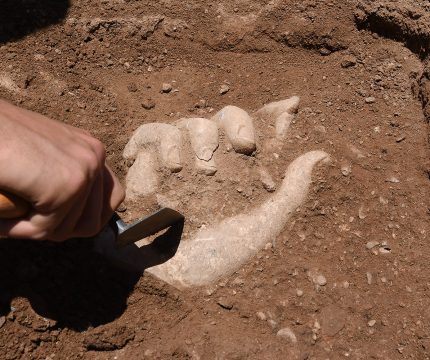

{"left": 0, "top": 0, "right": 430, "bottom": 359}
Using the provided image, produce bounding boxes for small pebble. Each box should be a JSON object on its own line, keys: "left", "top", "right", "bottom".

{"left": 386, "top": 176, "right": 400, "bottom": 183}
{"left": 341, "top": 164, "right": 351, "bottom": 176}
{"left": 366, "top": 272, "right": 373, "bottom": 285}
{"left": 296, "top": 289, "right": 304, "bottom": 297}
{"left": 161, "top": 83, "right": 172, "bottom": 93}
{"left": 142, "top": 98, "right": 155, "bottom": 110}
{"left": 127, "top": 83, "right": 138, "bottom": 92}
{"left": 358, "top": 205, "right": 367, "bottom": 219}
{"left": 219, "top": 84, "right": 230, "bottom": 95}
{"left": 268, "top": 319, "right": 278, "bottom": 329}
{"left": 256, "top": 312, "right": 267, "bottom": 321}
{"left": 319, "top": 48, "right": 332, "bottom": 56}
{"left": 368, "top": 320, "right": 376, "bottom": 327}
{"left": 316, "top": 275, "right": 327, "bottom": 286}
{"left": 341, "top": 55, "right": 357, "bottom": 68}
{"left": 217, "top": 297, "right": 233, "bottom": 310}
{"left": 357, "top": 89, "right": 367, "bottom": 97}
{"left": 195, "top": 99, "right": 208, "bottom": 109}
{"left": 379, "top": 247, "right": 391, "bottom": 254}
{"left": 277, "top": 327, "right": 297, "bottom": 343}
{"left": 366, "top": 241, "right": 379, "bottom": 249}
{"left": 365, "top": 97, "right": 376, "bottom": 104}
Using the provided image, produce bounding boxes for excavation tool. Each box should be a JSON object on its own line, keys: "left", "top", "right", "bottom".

{"left": 0, "top": 191, "right": 184, "bottom": 267}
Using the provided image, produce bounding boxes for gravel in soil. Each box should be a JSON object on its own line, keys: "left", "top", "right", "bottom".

{"left": 0, "top": 0, "right": 430, "bottom": 359}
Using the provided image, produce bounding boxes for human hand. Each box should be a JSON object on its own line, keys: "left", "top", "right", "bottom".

{"left": 0, "top": 100, "right": 125, "bottom": 241}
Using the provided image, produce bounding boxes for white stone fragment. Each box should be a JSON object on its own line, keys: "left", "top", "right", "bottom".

{"left": 366, "top": 272, "right": 373, "bottom": 285}
{"left": 256, "top": 312, "right": 267, "bottom": 321}
{"left": 161, "top": 83, "right": 172, "bottom": 93}
{"left": 315, "top": 275, "right": 327, "bottom": 286}
{"left": 358, "top": 205, "right": 367, "bottom": 219}
{"left": 219, "top": 84, "right": 230, "bottom": 94}
{"left": 386, "top": 176, "right": 400, "bottom": 183}
{"left": 366, "top": 241, "right": 379, "bottom": 249}
{"left": 341, "top": 163, "right": 351, "bottom": 176}
{"left": 276, "top": 327, "right": 297, "bottom": 343}
{"left": 379, "top": 247, "right": 391, "bottom": 254}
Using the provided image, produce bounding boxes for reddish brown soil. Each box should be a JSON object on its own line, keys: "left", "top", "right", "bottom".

{"left": 0, "top": 0, "right": 430, "bottom": 359}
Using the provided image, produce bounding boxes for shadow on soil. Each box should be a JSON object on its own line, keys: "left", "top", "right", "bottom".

{"left": 0, "top": 0, "right": 70, "bottom": 44}
{"left": 0, "top": 238, "right": 140, "bottom": 330}
{"left": 0, "top": 220, "right": 184, "bottom": 331}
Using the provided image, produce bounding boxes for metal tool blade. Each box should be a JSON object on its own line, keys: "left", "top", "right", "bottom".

{"left": 112, "top": 208, "right": 184, "bottom": 248}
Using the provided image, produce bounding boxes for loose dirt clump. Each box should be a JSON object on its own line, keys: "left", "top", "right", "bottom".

{"left": 0, "top": 0, "right": 430, "bottom": 359}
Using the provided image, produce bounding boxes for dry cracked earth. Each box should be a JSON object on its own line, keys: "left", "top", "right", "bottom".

{"left": 0, "top": 0, "right": 430, "bottom": 359}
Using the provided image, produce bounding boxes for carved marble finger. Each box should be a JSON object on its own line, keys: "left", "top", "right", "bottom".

{"left": 125, "top": 151, "right": 158, "bottom": 199}
{"left": 177, "top": 118, "right": 219, "bottom": 175}
{"left": 123, "top": 123, "right": 182, "bottom": 172}
{"left": 212, "top": 106, "right": 256, "bottom": 155}
{"left": 257, "top": 96, "right": 300, "bottom": 140}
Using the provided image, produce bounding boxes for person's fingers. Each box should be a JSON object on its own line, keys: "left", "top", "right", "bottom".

{"left": 65, "top": 165, "right": 124, "bottom": 240}
{"left": 74, "top": 131, "right": 107, "bottom": 165}
{"left": 49, "top": 169, "right": 103, "bottom": 241}
{"left": 100, "top": 165, "right": 125, "bottom": 226}
{"left": 70, "top": 171, "right": 104, "bottom": 239}
{"left": 47, "top": 134, "right": 107, "bottom": 240}
{"left": 0, "top": 212, "right": 60, "bottom": 240}
{"left": 0, "top": 165, "right": 124, "bottom": 241}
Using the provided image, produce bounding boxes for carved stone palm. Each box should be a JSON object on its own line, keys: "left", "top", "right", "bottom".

{"left": 101, "top": 96, "right": 329, "bottom": 289}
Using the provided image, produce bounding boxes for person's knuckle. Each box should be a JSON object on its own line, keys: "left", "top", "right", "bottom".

{"left": 68, "top": 165, "right": 89, "bottom": 195}
{"left": 82, "top": 136, "right": 106, "bottom": 165}
{"left": 85, "top": 150, "right": 100, "bottom": 176}
{"left": 91, "top": 138, "right": 106, "bottom": 162}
